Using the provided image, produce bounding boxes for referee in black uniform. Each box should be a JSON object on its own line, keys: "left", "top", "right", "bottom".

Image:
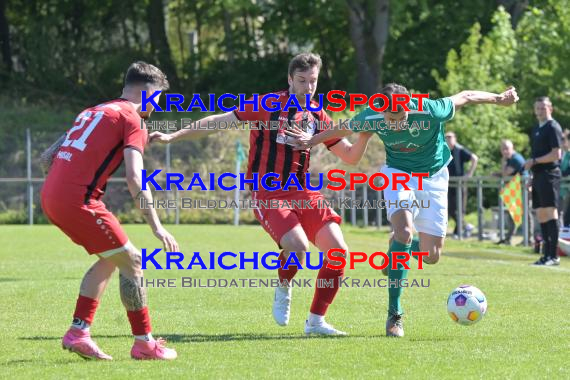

{"left": 525, "top": 96, "right": 563, "bottom": 266}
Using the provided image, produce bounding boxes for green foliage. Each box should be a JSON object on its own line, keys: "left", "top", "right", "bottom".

{"left": 514, "top": 0, "right": 570, "bottom": 133}
{"left": 433, "top": 8, "right": 527, "bottom": 175}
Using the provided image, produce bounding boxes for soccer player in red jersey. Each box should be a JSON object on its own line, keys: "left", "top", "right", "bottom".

{"left": 41, "top": 62, "right": 178, "bottom": 360}
{"left": 151, "top": 53, "right": 373, "bottom": 335}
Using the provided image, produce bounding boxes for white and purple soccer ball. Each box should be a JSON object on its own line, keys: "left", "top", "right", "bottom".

{"left": 447, "top": 285, "right": 487, "bottom": 325}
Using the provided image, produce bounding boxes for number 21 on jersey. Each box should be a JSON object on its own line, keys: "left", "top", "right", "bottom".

{"left": 62, "top": 111, "right": 104, "bottom": 151}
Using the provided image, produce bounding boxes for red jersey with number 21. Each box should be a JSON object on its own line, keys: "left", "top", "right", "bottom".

{"left": 43, "top": 99, "right": 147, "bottom": 204}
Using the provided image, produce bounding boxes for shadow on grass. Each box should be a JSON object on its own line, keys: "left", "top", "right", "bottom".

{"left": 0, "top": 278, "right": 25, "bottom": 282}
{"left": 21, "top": 333, "right": 389, "bottom": 343}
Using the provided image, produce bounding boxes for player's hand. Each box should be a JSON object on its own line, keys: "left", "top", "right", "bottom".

{"left": 153, "top": 227, "right": 179, "bottom": 252}
{"left": 149, "top": 131, "right": 172, "bottom": 144}
{"left": 284, "top": 126, "right": 313, "bottom": 150}
{"left": 497, "top": 86, "right": 519, "bottom": 106}
{"left": 524, "top": 158, "right": 534, "bottom": 171}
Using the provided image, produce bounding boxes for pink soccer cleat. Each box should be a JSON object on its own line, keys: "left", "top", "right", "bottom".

{"left": 62, "top": 328, "right": 113, "bottom": 360}
{"left": 131, "top": 338, "right": 177, "bottom": 360}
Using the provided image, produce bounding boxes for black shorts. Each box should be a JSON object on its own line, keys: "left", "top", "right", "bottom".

{"left": 532, "top": 168, "right": 560, "bottom": 209}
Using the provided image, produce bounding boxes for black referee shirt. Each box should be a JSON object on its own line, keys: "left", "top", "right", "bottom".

{"left": 531, "top": 119, "right": 563, "bottom": 172}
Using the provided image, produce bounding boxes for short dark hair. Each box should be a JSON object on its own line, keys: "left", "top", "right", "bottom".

{"left": 288, "top": 53, "right": 322, "bottom": 77}
{"left": 124, "top": 61, "right": 169, "bottom": 90}
{"left": 380, "top": 83, "right": 410, "bottom": 113}
{"left": 535, "top": 96, "right": 552, "bottom": 105}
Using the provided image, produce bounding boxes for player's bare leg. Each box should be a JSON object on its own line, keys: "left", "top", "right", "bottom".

{"left": 273, "top": 226, "right": 309, "bottom": 326}
{"left": 417, "top": 232, "right": 445, "bottom": 264}
{"left": 386, "top": 209, "right": 414, "bottom": 337}
{"left": 62, "top": 258, "right": 116, "bottom": 360}
{"left": 304, "top": 221, "right": 347, "bottom": 336}
{"left": 105, "top": 246, "right": 177, "bottom": 360}
{"left": 381, "top": 229, "right": 442, "bottom": 275}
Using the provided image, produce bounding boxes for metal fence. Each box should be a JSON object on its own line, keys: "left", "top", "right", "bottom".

{"left": 3, "top": 129, "right": 570, "bottom": 247}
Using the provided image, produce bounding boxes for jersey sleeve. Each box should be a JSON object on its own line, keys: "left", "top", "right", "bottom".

{"left": 233, "top": 95, "right": 265, "bottom": 122}
{"left": 424, "top": 97, "right": 455, "bottom": 122}
{"left": 123, "top": 113, "right": 147, "bottom": 155}
{"left": 507, "top": 155, "right": 524, "bottom": 173}
{"left": 348, "top": 107, "right": 375, "bottom": 132}
{"left": 460, "top": 146, "right": 473, "bottom": 163}
{"left": 317, "top": 111, "right": 342, "bottom": 149}
{"left": 548, "top": 122, "right": 563, "bottom": 150}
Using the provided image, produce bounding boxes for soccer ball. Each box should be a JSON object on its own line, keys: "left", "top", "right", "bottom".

{"left": 447, "top": 285, "right": 487, "bottom": 325}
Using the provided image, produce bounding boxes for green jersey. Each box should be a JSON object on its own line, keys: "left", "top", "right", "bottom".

{"left": 349, "top": 97, "right": 455, "bottom": 176}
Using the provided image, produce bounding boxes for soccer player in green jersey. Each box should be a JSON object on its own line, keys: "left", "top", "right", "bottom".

{"left": 287, "top": 83, "right": 518, "bottom": 337}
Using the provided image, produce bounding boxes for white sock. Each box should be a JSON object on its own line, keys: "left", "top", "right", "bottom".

{"left": 134, "top": 333, "right": 153, "bottom": 341}
{"left": 71, "top": 318, "right": 90, "bottom": 331}
{"left": 308, "top": 313, "right": 324, "bottom": 326}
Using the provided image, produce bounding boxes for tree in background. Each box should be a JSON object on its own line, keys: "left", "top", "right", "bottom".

{"left": 434, "top": 7, "right": 526, "bottom": 174}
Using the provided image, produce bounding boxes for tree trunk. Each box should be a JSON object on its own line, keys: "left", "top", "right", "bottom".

{"left": 0, "top": 0, "right": 13, "bottom": 72}
{"left": 146, "top": 0, "right": 178, "bottom": 83}
{"left": 222, "top": 5, "right": 234, "bottom": 64}
{"left": 497, "top": 0, "right": 529, "bottom": 28}
{"left": 346, "top": 0, "right": 389, "bottom": 95}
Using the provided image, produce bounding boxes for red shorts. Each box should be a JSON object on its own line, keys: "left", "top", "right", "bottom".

{"left": 252, "top": 189, "right": 341, "bottom": 247}
{"left": 41, "top": 195, "right": 129, "bottom": 255}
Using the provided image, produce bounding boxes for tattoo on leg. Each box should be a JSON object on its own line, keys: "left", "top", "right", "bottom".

{"left": 119, "top": 273, "right": 147, "bottom": 311}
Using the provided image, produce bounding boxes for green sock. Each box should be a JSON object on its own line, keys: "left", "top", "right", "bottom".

{"left": 411, "top": 236, "right": 420, "bottom": 259}
{"left": 388, "top": 239, "right": 411, "bottom": 315}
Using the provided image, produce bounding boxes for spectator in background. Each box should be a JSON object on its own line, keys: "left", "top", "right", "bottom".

{"left": 524, "top": 96, "right": 563, "bottom": 266}
{"left": 446, "top": 131, "right": 478, "bottom": 238}
{"left": 495, "top": 139, "right": 530, "bottom": 245}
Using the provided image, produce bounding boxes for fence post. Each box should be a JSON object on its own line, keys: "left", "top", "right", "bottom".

{"left": 351, "top": 188, "right": 356, "bottom": 226}
{"left": 27, "top": 129, "right": 33, "bottom": 225}
{"left": 376, "top": 193, "right": 382, "bottom": 229}
{"left": 498, "top": 178, "right": 504, "bottom": 241}
{"left": 363, "top": 185, "right": 368, "bottom": 227}
{"left": 456, "top": 178, "right": 463, "bottom": 240}
{"left": 522, "top": 174, "right": 529, "bottom": 246}
{"left": 340, "top": 187, "right": 345, "bottom": 222}
{"left": 165, "top": 142, "right": 171, "bottom": 220}
{"left": 175, "top": 188, "right": 180, "bottom": 225}
{"left": 477, "top": 179, "right": 483, "bottom": 241}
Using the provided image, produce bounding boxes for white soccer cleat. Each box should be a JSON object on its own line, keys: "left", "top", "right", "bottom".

{"left": 304, "top": 320, "right": 347, "bottom": 336}
{"left": 272, "top": 285, "right": 292, "bottom": 326}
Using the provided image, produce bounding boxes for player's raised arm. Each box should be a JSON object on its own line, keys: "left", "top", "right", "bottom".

{"left": 449, "top": 86, "right": 519, "bottom": 110}
{"left": 124, "top": 147, "right": 179, "bottom": 252}
{"left": 40, "top": 133, "right": 66, "bottom": 173}
{"left": 149, "top": 111, "right": 238, "bottom": 144}
{"left": 285, "top": 122, "right": 353, "bottom": 150}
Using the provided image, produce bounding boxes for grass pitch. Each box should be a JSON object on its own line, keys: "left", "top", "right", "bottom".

{"left": 1, "top": 225, "right": 569, "bottom": 379}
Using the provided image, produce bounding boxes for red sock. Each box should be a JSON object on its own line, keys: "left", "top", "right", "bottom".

{"left": 310, "top": 265, "right": 344, "bottom": 316}
{"left": 73, "top": 295, "right": 99, "bottom": 325}
{"left": 126, "top": 307, "right": 152, "bottom": 335}
{"left": 278, "top": 251, "right": 299, "bottom": 282}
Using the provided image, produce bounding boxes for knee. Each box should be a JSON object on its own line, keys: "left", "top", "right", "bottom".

{"left": 121, "top": 248, "right": 143, "bottom": 278}
{"left": 281, "top": 239, "right": 309, "bottom": 263}
{"left": 423, "top": 247, "right": 442, "bottom": 264}
{"left": 393, "top": 226, "right": 413, "bottom": 244}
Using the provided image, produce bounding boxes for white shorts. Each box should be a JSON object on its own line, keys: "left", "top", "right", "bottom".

{"left": 381, "top": 165, "right": 449, "bottom": 237}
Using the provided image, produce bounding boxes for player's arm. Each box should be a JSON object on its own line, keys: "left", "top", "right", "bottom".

{"left": 285, "top": 122, "right": 353, "bottom": 150}
{"left": 449, "top": 86, "right": 519, "bottom": 110}
{"left": 501, "top": 161, "right": 516, "bottom": 177}
{"left": 124, "top": 147, "right": 178, "bottom": 252}
{"left": 524, "top": 147, "right": 562, "bottom": 170}
{"left": 40, "top": 133, "right": 66, "bottom": 173}
{"left": 329, "top": 133, "right": 374, "bottom": 165}
{"left": 466, "top": 154, "right": 478, "bottom": 177}
{"left": 149, "top": 111, "right": 238, "bottom": 144}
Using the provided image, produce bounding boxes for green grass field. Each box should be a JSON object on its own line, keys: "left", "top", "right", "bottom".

{"left": 1, "top": 225, "right": 569, "bottom": 379}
